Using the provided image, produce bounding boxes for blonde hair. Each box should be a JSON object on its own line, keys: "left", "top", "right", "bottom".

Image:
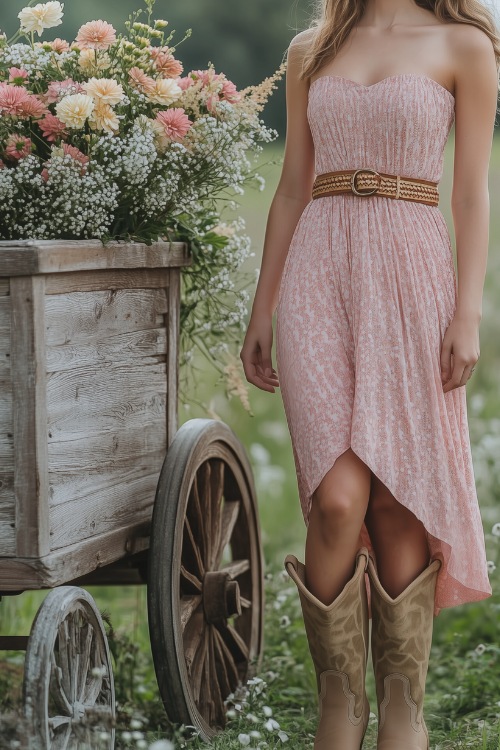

{"left": 299, "top": 0, "right": 500, "bottom": 87}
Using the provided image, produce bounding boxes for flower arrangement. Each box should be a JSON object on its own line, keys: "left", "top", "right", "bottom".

{"left": 0, "top": 0, "right": 286, "bottom": 410}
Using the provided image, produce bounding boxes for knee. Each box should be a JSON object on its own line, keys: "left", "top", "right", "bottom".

{"left": 312, "top": 489, "right": 360, "bottom": 527}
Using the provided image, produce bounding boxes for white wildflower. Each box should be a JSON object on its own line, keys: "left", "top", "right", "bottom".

{"left": 18, "top": 1, "right": 63, "bottom": 36}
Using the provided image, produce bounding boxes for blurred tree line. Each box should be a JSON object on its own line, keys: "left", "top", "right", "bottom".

{"left": 1, "top": 0, "right": 315, "bottom": 136}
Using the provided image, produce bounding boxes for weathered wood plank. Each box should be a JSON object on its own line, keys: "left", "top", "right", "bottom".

{"left": 46, "top": 362, "right": 166, "bottom": 422}
{"left": 48, "top": 453, "right": 165, "bottom": 508}
{"left": 45, "top": 288, "right": 168, "bottom": 346}
{"left": 0, "top": 520, "right": 151, "bottom": 591}
{"left": 46, "top": 328, "right": 166, "bottom": 373}
{"left": 11, "top": 276, "right": 50, "bottom": 558}
{"left": 49, "top": 468, "right": 161, "bottom": 550}
{"left": 0, "top": 279, "right": 9, "bottom": 296}
{"left": 0, "top": 473, "right": 16, "bottom": 557}
{"left": 45, "top": 268, "right": 170, "bottom": 295}
{"left": 0, "top": 240, "right": 191, "bottom": 276}
{"left": 166, "top": 269, "right": 179, "bottom": 449}
{"left": 47, "top": 420, "right": 165, "bottom": 472}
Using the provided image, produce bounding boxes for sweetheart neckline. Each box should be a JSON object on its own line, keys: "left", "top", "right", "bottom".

{"left": 308, "top": 73, "right": 455, "bottom": 103}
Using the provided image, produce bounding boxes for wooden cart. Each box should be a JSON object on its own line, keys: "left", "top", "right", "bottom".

{"left": 0, "top": 240, "right": 264, "bottom": 748}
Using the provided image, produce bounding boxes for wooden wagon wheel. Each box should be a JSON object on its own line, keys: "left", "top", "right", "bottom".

{"left": 23, "top": 586, "right": 115, "bottom": 749}
{"left": 147, "top": 417, "right": 264, "bottom": 741}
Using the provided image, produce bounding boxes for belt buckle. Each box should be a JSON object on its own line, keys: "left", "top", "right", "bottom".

{"left": 351, "top": 168, "right": 381, "bottom": 196}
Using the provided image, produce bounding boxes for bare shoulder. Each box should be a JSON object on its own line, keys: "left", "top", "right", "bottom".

{"left": 447, "top": 21, "right": 496, "bottom": 67}
{"left": 288, "top": 27, "right": 316, "bottom": 57}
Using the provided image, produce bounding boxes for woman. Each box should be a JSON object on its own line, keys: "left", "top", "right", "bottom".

{"left": 240, "top": 0, "right": 499, "bottom": 746}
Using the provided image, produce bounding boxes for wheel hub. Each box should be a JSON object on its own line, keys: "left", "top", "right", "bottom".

{"left": 202, "top": 570, "right": 242, "bottom": 623}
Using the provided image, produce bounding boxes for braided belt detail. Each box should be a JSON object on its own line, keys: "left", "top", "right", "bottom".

{"left": 312, "top": 168, "right": 439, "bottom": 206}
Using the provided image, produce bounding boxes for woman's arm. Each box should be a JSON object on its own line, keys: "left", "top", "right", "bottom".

{"left": 440, "top": 24, "right": 498, "bottom": 393}
{"left": 240, "top": 30, "right": 316, "bottom": 392}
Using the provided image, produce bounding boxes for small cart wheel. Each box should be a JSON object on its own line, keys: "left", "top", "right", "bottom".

{"left": 23, "top": 586, "right": 115, "bottom": 749}
{"left": 148, "top": 418, "right": 264, "bottom": 741}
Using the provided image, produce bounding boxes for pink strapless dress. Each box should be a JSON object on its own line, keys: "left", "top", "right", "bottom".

{"left": 275, "top": 74, "right": 492, "bottom": 615}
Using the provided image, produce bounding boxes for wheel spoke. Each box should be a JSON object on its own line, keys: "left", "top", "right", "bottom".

{"left": 50, "top": 651, "right": 73, "bottom": 716}
{"left": 77, "top": 623, "right": 94, "bottom": 702}
{"left": 219, "top": 558, "right": 250, "bottom": 578}
{"left": 57, "top": 618, "right": 73, "bottom": 702}
{"left": 183, "top": 607, "right": 206, "bottom": 679}
{"left": 187, "top": 476, "right": 207, "bottom": 566}
{"left": 180, "top": 595, "right": 202, "bottom": 631}
{"left": 218, "top": 622, "right": 249, "bottom": 664}
{"left": 180, "top": 563, "right": 202, "bottom": 593}
{"left": 212, "top": 501, "right": 240, "bottom": 571}
{"left": 208, "top": 459, "right": 225, "bottom": 570}
{"left": 212, "top": 625, "right": 241, "bottom": 691}
{"left": 182, "top": 513, "right": 205, "bottom": 580}
{"left": 49, "top": 720, "right": 72, "bottom": 750}
{"left": 207, "top": 625, "right": 226, "bottom": 728}
{"left": 198, "top": 461, "right": 212, "bottom": 563}
{"left": 188, "top": 613, "right": 209, "bottom": 705}
{"left": 239, "top": 596, "right": 252, "bottom": 609}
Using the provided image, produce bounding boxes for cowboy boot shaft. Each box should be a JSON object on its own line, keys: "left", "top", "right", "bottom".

{"left": 368, "top": 557, "right": 441, "bottom": 750}
{"left": 285, "top": 548, "right": 370, "bottom": 749}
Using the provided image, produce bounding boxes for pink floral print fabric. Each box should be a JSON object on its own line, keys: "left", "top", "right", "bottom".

{"left": 275, "top": 74, "right": 492, "bottom": 615}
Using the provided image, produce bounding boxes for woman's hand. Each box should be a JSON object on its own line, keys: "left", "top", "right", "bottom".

{"left": 240, "top": 311, "right": 280, "bottom": 393}
{"left": 440, "top": 313, "right": 480, "bottom": 393}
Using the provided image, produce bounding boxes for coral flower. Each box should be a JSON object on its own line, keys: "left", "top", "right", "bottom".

{"left": 18, "top": 1, "right": 63, "bottom": 36}
{"left": 38, "top": 112, "right": 68, "bottom": 142}
{"left": 76, "top": 20, "right": 116, "bottom": 50}
{"left": 155, "top": 108, "right": 192, "bottom": 142}
{"left": 175, "top": 76, "right": 194, "bottom": 91}
{"left": 0, "top": 83, "right": 31, "bottom": 116}
{"left": 150, "top": 48, "right": 183, "bottom": 78}
{"left": 49, "top": 37, "right": 70, "bottom": 53}
{"left": 5, "top": 135, "right": 32, "bottom": 161}
{"left": 8, "top": 67, "right": 29, "bottom": 85}
{"left": 55, "top": 93, "right": 94, "bottom": 128}
{"left": 221, "top": 78, "right": 241, "bottom": 103}
{"left": 62, "top": 143, "right": 89, "bottom": 166}
{"left": 83, "top": 77, "right": 124, "bottom": 106}
{"left": 18, "top": 94, "right": 49, "bottom": 119}
{"left": 128, "top": 67, "right": 156, "bottom": 95}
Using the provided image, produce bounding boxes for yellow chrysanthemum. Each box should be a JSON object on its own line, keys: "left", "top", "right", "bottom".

{"left": 55, "top": 93, "right": 94, "bottom": 129}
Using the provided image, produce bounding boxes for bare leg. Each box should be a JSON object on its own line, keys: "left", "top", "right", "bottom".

{"left": 305, "top": 448, "right": 372, "bottom": 604}
{"left": 365, "top": 473, "right": 430, "bottom": 598}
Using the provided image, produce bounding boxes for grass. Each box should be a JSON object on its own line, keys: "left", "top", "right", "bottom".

{"left": 1, "top": 132, "right": 500, "bottom": 749}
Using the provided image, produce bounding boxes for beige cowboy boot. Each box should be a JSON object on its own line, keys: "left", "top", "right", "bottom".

{"left": 284, "top": 547, "right": 370, "bottom": 749}
{"left": 367, "top": 556, "right": 441, "bottom": 750}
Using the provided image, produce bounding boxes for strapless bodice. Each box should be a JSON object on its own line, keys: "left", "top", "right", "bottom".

{"left": 307, "top": 74, "right": 455, "bottom": 184}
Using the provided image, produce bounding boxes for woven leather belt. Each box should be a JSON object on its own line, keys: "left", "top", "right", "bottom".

{"left": 312, "top": 168, "right": 439, "bottom": 206}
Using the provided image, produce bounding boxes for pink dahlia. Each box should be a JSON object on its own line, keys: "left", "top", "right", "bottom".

{"left": 75, "top": 20, "right": 116, "bottom": 50}
{"left": 38, "top": 112, "right": 68, "bottom": 142}
{"left": 18, "top": 94, "right": 49, "bottom": 119}
{"left": 0, "top": 83, "right": 31, "bottom": 116}
{"left": 175, "top": 76, "right": 194, "bottom": 91}
{"left": 150, "top": 48, "right": 183, "bottom": 78}
{"left": 221, "top": 78, "right": 241, "bottom": 103}
{"left": 128, "top": 67, "right": 156, "bottom": 95}
{"left": 8, "top": 67, "right": 29, "bottom": 85}
{"left": 4, "top": 135, "right": 32, "bottom": 161}
{"left": 62, "top": 143, "right": 89, "bottom": 173}
{"left": 49, "top": 37, "right": 70, "bottom": 53}
{"left": 45, "top": 78, "right": 84, "bottom": 104}
{"left": 155, "top": 108, "right": 192, "bottom": 142}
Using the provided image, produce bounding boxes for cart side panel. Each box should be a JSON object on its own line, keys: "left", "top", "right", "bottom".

{"left": 45, "top": 276, "right": 168, "bottom": 552}
{"left": 0, "top": 279, "right": 15, "bottom": 556}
